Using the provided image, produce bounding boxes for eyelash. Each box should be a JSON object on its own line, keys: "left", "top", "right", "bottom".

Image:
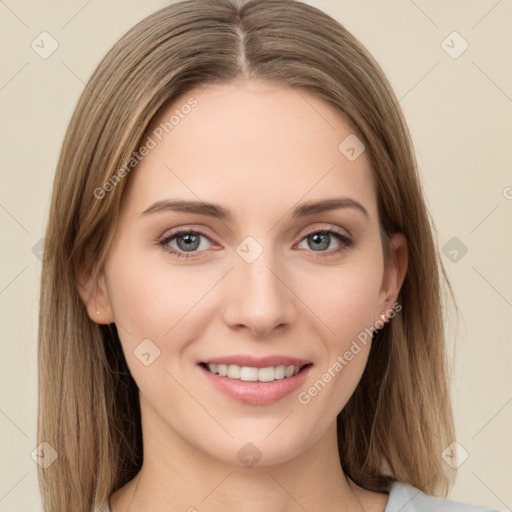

{"left": 157, "top": 226, "right": 354, "bottom": 260}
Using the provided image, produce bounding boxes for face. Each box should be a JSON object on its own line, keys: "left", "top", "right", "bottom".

{"left": 81, "top": 78, "right": 407, "bottom": 468}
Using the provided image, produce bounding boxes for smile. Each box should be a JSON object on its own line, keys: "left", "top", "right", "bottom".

{"left": 201, "top": 362, "right": 309, "bottom": 382}
{"left": 197, "top": 358, "right": 314, "bottom": 405}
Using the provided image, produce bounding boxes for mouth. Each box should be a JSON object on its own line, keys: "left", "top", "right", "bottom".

{"left": 198, "top": 362, "right": 313, "bottom": 383}
{"left": 196, "top": 356, "right": 314, "bottom": 405}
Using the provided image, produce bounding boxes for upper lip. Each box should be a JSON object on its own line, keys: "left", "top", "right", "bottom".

{"left": 199, "top": 355, "right": 312, "bottom": 368}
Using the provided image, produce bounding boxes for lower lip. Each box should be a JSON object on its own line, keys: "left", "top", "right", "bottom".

{"left": 198, "top": 364, "right": 313, "bottom": 405}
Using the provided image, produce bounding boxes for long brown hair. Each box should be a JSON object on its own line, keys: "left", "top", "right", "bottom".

{"left": 37, "top": 1, "right": 457, "bottom": 510}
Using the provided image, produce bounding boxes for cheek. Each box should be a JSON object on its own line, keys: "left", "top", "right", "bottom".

{"left": 103, "top": 254, "right": 191, "bottom": 401}
{"left": 106, "top": 246, "right": 206, "bottom": 329}
{"left": 291, "top": 260, "right": 382, "bottom": 413}
{"left": 104, "top": 249, "right": 218, "bottom": 369}
{"left": 294, "top": 322, "right": 375, "bottom": 435}
{"left": 294, "top": 256, "right": 383, "bottom": 343}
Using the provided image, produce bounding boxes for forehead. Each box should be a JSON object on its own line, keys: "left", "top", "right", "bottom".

{"left": 122, "top": 79, "right": 377, "bottom": 224}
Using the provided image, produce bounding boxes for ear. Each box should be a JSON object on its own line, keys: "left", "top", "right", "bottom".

{"left": 374, "top": 232, "right": 408, "bottom": 324}
{"left": 76, "top": 263, "right": 115, "bottom": 325}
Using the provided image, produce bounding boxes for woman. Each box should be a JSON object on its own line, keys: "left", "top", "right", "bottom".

{"left": 37, "top": 1, "right": 500, "bottom": 511}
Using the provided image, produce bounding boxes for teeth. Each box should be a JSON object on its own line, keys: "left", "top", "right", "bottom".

{"left": 227, "top": 364, "right": 241, "bottom": 379}
{"left": 205, "top": 363, "right": 303, "bottom": 382}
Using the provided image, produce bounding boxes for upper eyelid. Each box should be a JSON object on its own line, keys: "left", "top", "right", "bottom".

{"left": 160, "top": 223, "right": 352, "bottom": 240}
{"left": 300, "top": 224, "right": 352, "bottom": 239}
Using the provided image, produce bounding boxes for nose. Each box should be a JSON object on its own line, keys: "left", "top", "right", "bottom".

{"left": 222, "top": 245, "right": 297, "bottom": 338}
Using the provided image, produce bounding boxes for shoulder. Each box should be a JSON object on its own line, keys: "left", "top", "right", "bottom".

{"left": 97, "top": 483, "right": 501, "bottom": 512}
{"left": 386, "top": 482, "right": 501, "bottom": 512}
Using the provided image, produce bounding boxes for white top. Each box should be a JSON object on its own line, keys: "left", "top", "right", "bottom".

{"left": 96, "top": 482, "right": 501, "bottom": 511}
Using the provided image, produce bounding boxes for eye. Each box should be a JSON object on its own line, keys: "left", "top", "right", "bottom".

{"left": 296, "top": 227, "right": 353, "bottom": 258}
{"left": 157, "top": 226, "right": 354, "bottom": 260}
{"left": 158, "top": 230, "right": 215, "bottom": 259}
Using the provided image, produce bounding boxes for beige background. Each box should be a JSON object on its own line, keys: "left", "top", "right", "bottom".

{"left": 0, "top": 1, "right": 511, "bottom": 510}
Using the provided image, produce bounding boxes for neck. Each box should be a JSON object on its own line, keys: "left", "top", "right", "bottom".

{"left": 110, "top": 396, "right": 379, "bottom": 512}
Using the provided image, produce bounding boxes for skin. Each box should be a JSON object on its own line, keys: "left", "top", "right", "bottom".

{"left": 79, "top": 78, "right": 407, "bottom": 512}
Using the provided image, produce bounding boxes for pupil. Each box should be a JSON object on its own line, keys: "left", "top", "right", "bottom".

{"left": 179, "top": 233, "right": 199, "bottom": 251}
{"left": 311, "top": 233, "right": 328, "bottom": 250}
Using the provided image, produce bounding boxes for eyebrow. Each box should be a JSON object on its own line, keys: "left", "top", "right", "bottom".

{"left": 140, "top": 197, "right": 369, "bottom": 220}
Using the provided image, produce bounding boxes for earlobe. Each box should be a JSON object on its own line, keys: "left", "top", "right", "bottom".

{"left": 76, "top": 266, "right": 115, "bottom": 325}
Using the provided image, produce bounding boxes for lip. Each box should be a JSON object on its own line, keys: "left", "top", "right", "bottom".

{"left": 197, "top": 361, "right": 313, "bottom": 406}
{"left": 198, "top": 355, "right": 312, "bottom": 368}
